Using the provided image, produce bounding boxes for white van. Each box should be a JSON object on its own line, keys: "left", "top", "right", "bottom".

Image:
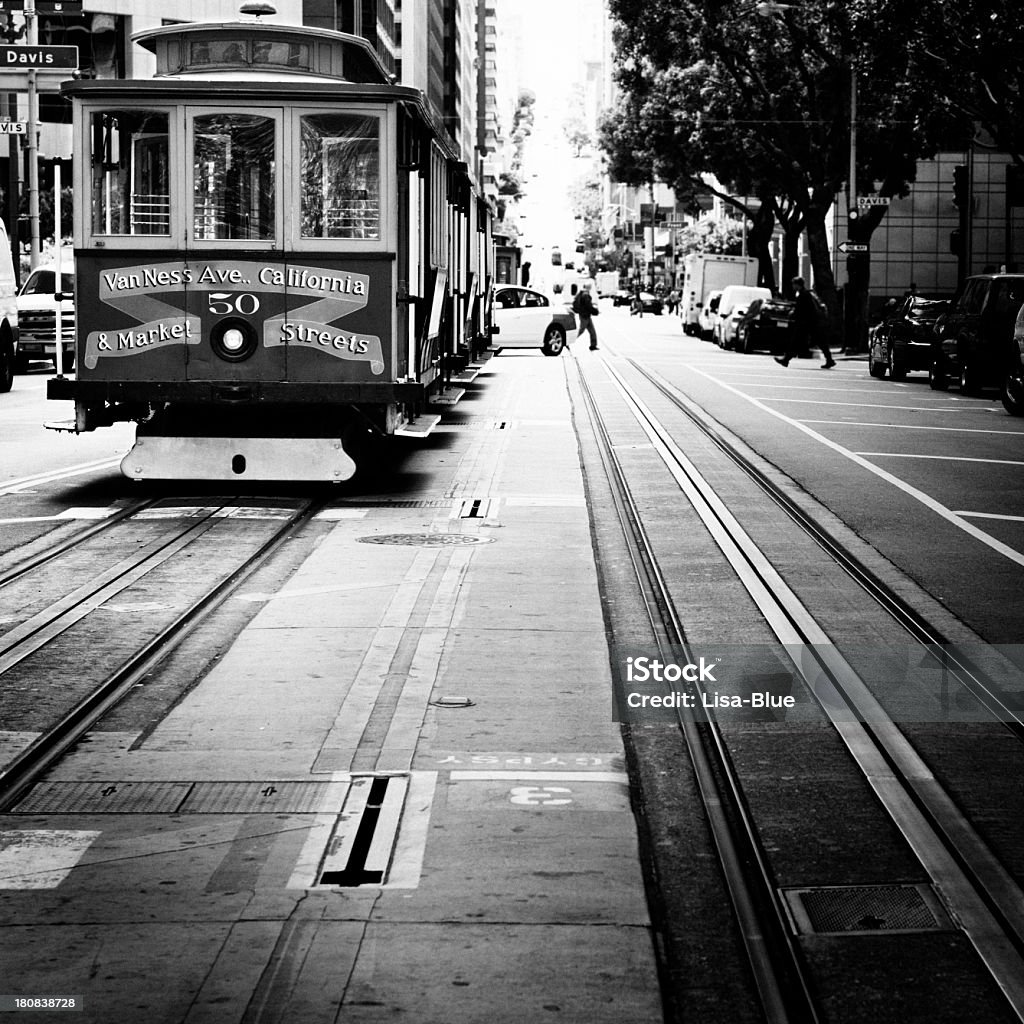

{"left": 0, "top": 221, "right": 18, "bottom": 393}
{"left": 713, "top": 285, "right": 772, "bottom": 349}
{"left": 16, "top": 264, "right": 74, "bottom": 372}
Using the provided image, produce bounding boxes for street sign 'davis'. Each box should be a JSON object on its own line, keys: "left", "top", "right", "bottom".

{"left": 0, "top": 45, "right": 78, "bottom": 70}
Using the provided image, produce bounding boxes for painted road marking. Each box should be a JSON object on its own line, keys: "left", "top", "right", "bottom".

{"left": 0, "top": 830, "right": 100, "bottom": 888}
{"left": 134, "top": 506, "right": 297, "bottom": 520}
{"left": 0, "top": 505, "right": 120, "bottom": 525}
{"left": 0, "top": 458, "right": 122, "bottom": 495}
{"left": 954, "top": 511, "right": 1024, "bottom": 522}
{"left": 312, "top": 508, "right": 370, "bottom": 520}
{"left": 856, "top": 452, "right": 1024, "bottom": 466}
{"left": 688, "top": 368, "right": 1024, "bottom": 567}
{"left": 724, "top": 382, "right": 950, "bottom": 397}
{"left": 433, "top": 753, "right": 622, "bottom": 769}
{"left": 449, "top": 771, "right": 628, "bottom": 783}
{"left": 801, "top": 420, "right": 1024, "bottom": 435}
{"left": 761, "top": 398, "right": 970, "bottom": 412}
{"left": 510, "top": 786, "right": 573, "bottom": 805}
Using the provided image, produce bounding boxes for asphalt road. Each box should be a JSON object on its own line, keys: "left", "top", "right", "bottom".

{"left": 592, "top": 305, "right": 1024, "bottom": 644}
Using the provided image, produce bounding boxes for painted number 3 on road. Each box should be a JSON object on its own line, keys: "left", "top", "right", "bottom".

{"left": 509, "top": 786, "right": 573, "bottom": 806}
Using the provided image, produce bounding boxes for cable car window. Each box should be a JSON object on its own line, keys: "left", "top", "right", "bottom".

{"left": 188, "top": 39, "right": 310, "bottom": 70}
{"left": 90, "top": 110, "right": 170, "bottom": 236}
{"left": 193, "top": 113, "right": 275, "bottom": 241}
{"left": 191, "top": 40, "right": 247, "bottom": 65}
{"left": 253, "top": 41, "right": 309, "bottom": 68}
{"left": 300, "top": 114, "right": 380, "bottom": 240}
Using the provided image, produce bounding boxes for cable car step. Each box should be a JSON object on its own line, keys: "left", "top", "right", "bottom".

{"left": 431, "top": 387, "right": 465, "bottom": 406}
{"left": 393, "top": 414, "right": 441, "bottom": 438}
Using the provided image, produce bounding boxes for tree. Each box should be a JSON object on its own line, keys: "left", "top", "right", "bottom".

{"left": 911, "top": 0, "right": 1024, "bottom": 168}
{"left": 602, "top": 0, "right": 963, "bottom": 349}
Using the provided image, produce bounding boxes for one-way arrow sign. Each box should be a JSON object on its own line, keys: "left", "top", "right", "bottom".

{"left": 838, "top": 241, "right": 868, "bottom": 253}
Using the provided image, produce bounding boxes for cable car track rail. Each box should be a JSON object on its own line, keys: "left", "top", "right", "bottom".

{"left": 580, "top": 352, "right": 1024, "bottom": 1021}
{"left": 628, "top": 358, "right": 1024, "bottom": 742}
{"left": 0, "top": 496, "right": 329, "bottom": 812}
{"left": 0, "top": 498, "right": 160, "bottom": 590}
{"left": 576, "top": 363, "right": 820, "bottom": 1024}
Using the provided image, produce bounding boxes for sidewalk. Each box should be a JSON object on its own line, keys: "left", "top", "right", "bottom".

{"left": 1, "top": 350, "right": 663, "bottom": 1023}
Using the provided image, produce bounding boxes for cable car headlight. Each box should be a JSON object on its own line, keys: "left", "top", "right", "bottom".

{"left": 211, "top": 317, "right": 258, "bottom": 362}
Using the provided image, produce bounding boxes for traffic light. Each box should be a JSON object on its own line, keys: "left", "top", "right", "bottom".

{"left": 1008, "top": 165, "right": 1024, "bottom": 209}
{"left": 952, "top": 164, "right": 968, "bottom": 210}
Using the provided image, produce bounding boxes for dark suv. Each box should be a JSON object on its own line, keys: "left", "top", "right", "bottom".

{"left": 930, "top": 274, "right": 1024, "bottom": 394}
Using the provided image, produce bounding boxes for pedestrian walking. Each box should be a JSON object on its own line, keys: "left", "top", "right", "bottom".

{"left": 521, "top": 261, "right": 531, "bottom": 287}
{"left": 630, "top": 285, "right": 644, "bottom": 317}
{"left": 774, "top": 276, "right": 835, "bottom": 369}
{"left": 573, "top": 282, "right": 599, "bottom": 350}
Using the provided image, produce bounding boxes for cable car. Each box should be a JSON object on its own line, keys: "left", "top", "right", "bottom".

{"left": 48, "top": 6, "right": 493, "bottom": 481}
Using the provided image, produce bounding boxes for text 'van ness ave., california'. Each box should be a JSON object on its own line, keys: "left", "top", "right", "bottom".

{"left": 98, "top": 261, "right": 369, "bottom": 298}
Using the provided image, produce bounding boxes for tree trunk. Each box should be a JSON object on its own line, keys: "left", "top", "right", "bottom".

{"left": 748, "top": 198, "right": 777, "bottom": 293}
{"left": 804, "top": 201, "right": 841, "bottom": 353}
{"left": 842, "top": 202, "right": 889, "bottom": 353}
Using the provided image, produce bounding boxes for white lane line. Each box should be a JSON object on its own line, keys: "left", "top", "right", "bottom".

{"left": 855, "top": 453, "right": 1024, "bottom": 466}
{"left": 0, "top": 457, "right": 122, "bottom": 494}
{"left": 801, "top": 419, "right": 1024, "bottom": 435}
{"left": 954, "top": 512, "right": 1024, "bottom": 522}
{"left": 761, "top": 397, "right": 969, "bottom": 412}
{"left": 721, "top": 382, "right": 946, "bottom": 396}
{"left": 688, "top": 367, "right": 1024, "bottom": 567}
{"left": 0, "top": 506, "right": 121, "bottom": 525}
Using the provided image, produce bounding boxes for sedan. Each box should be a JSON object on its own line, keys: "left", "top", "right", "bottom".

{"left": 735, "top": 297, "right": 795, "bottom": 354}
{"left": 868, "top": 295, "right": 948, "bottom": 379}
{"left": 633, "top": 291, "right": 664, "bottom": 315}
{"left": 931, "top": 274, "right": 1024, "bottom": 393}
{"left": 490, "top": 286, "right": 576, "bottom": 356}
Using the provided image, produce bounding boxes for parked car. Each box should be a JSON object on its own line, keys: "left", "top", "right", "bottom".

{"left": 868, "top": 295, "right": 949, "bottom": 379}
{"left": 735, "top": 297, "right": 795, "bottom": 354}
{"left": 714, "top": 285, "right": 772, "bottom": 348}
{"left": 698, "top": 290, "right": 723, "bottom": 339}
{"left": 630, "top": 290, "right": 663, "bottom": 315}
{"left": 613, "top": 288, "right": 632, "bottom": 307}
{"left": 16, "top": 264, "right": 74, "bottom": 372}
{"left": 0, "top": 220, "right": 17, "bottom": 392}
{"left": 930, "top": 274, "right": 1024, "bottom": 394}
{"left": 490, "top": 285, "right": 576, "bottom": 356}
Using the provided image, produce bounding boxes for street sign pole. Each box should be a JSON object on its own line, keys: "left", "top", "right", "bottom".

{"left": 52, "top": 156, "right": 62, "bottom": 374}
{"left": 26, "top": 0, "right": 37, "bottom": 269}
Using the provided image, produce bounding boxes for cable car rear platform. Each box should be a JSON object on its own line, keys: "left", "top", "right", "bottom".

{"left": 2, "top": 351, "right": 663, "bottom": 1022}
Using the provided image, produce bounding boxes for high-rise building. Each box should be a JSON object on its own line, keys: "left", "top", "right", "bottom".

{"left": 396, "top": 0, "right": 478, "bottom": 173}
{"left": 302, "top": 0, "right": 397, "bottom": 76}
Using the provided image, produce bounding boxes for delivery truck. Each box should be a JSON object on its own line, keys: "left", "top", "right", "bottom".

{"left": 594, "top": 271, "right": 620, "bottom": 298}
{"left": 680, "top": 254, "right": 759, "bottom": 336}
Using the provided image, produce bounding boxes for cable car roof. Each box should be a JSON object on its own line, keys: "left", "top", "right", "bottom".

{"left": 132, "top": 19, "right": 391, "bottom": 85}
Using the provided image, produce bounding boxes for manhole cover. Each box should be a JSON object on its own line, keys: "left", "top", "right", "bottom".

{"left": 782, "top": 884, "right": 952, "bottom": 935}
{"left": 357, "top": 533, "right": 492, "bottom": 546}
